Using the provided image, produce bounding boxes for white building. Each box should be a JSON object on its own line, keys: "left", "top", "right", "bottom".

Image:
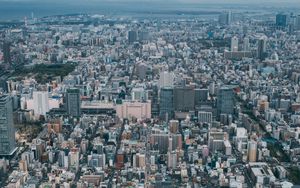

{"left": 231, "top": 36, "right": 239, "bottom": 52}
{"left": 33, "top": 91, "right": 49, "bottom": 117}
{"left": 159, "top": 71, "right": 174, "bottom": 88}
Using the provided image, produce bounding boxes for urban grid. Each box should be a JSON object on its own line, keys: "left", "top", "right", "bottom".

{"left": 0, "top": 1, "right": 300, "bottom": 188}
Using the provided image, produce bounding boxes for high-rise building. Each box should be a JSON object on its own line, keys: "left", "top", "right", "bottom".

{"left": 66, "top": 88, "right": 81, "bottom": 117}
{"left": 33, "top": 91, "right": 49, "bottom": 118}
{"left": 159, "top": 71, "right": 174, "bottom": 88}
{"left": 208, "top": 130, "right": 228, "bottom": 153}
{"left": 3, "top": 42, "right": 11, "bottom": 64}
{"left": 198, "top": 111, "right": 212, "bottom": 124}
{"left": 296, "top": 15, "right": 300, "bottom": 30}
{"left": 88, "top": 154, "right": 106, "bottom": 168}
{"left": 159, "top": 87, "right": 174, "bottom": 120}
{"left": 128, "top": 31, "right": 137, "bottom": 44}
{"left": 195, "top": 88, "right": 208, "bottom": 106}
{"left": 69, "top": 148, "right": 80, "bottom": 172}
{"left": 31, "top": 139, "right": 45, "bottom": 161}
{"left": 276, "top": 13, "right": 287, "bottom": 27}
{"left": 219, "top": 11, "right": 232, "bottom": 25}
{"left": 217, "top": 86, "right": 235, "bottom": 117}
{"left": 135, "top": 153, "right": 146, "bottom": 168}
{"left": 231, "top": 36, "right": 239, "bottom": 52}
{"left": 150, "top": 133, "right": 182, "bottom": 154}
{"left": 0, "top": 95, "right": 16, "bottom": 156}
{"left": 173, "top": 86, "right": 195, "bottom": 112}
{"left": 138, "top": 31, "right": 149, "bottom": 41}
{"left": 257, "top": 37, "right": 267, "bottom": 61}
{"left": 248, "top": 140, "right": 257, "bottom": 162}
{"left": 167, "top": 151, "right": 177, "bottom": 169}
{"left": 243, "top": 37, "right": 250, "bottom": 51}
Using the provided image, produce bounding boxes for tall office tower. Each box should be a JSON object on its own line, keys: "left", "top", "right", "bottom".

{"left": 88, "top": 154, "right": 106, "bottom": 168}
{"left": 218, "top": 11, "right": 232, "bottom": 25}
{"left": 257, "top": 37, "right": 267, "bottom": 61}
{"left": 217, "top": 86, "right": 235, "bottom": 117}
{"left": 69, "top": 148, "right": 80, "bottom": 172}
{"left": 243, "top": 37, "right": 250, "bottom": 51}
{"left": 150, "top": 133, "right": 182, "bottom": 154}
{"left": 33, "top": 91, "right": 49, "bottom": 117}
{"left": 128, "top": 30, "right": 137, "bottom": 44}
{"left": 138, "top": 31, "right": 149, "bottom": 42}
{"left": 150, "top": 85, "right": 159, "bottom": 117}
{"left": 3, "top": 42, "right": 11, "bottom": 64}
{"left": 198, "top": 111, "right": 212, "bottom": 124}
{"left": 159, "top": 71, "right": 174, "bottom": 88}
{"left": 173, "top": 86, "right": 195, "bottom": 112}
{"left": 231, "top": 36, "right": 239, "bottom": 52}
{"left": 159, "top": 87, "right": 174, "bottom": 120}
{"left": 168, "top": 137, "right": 173, "bottom": 152}
{"left": 0, "top": 95, "right": 16, "bottom": 156}
{"left": 167, "top": 151, "right": 177, "bottom": 169}
{"left": 31, "top": 139, "right": 45, "bottom": 161}
{"left": 66, "top": 88, "right": 81, "bottom": 117}
{"left": 195, "top": 88, "right": 208, "bottom": 106}
{"left": 136, "top": 153, "right": 146, "bottom": 168}
{"left": 276, "top": 13, "right": 287, "bottom": 27}
{"left": 296, "top": 15, "right": 300, "bottom": 30}
{"left": 248, "top": 140, "right": 257, "bottom": 162}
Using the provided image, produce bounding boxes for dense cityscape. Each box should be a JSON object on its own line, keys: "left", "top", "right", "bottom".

{"left": 1, "top": 2, "right": 300, "bottom": 188}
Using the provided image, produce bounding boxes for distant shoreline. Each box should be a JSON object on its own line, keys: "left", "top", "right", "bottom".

{"left": 0, "top": 1, "right": 299, "bottom": 21}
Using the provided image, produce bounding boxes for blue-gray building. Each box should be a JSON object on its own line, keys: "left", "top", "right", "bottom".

{"left": 66, "top": 88, "right": 81, "bottom": 117}
{"left": 159, "top": 87, "right": 174, "bottom": 120}
{"left": 217, "top": 86, "right": 235, "bottom": 118}
{"left": 0, "top": 95, "right": 16, "bottom": 156}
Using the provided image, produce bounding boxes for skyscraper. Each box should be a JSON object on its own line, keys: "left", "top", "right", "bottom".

{"left": 219, "top": 11, "right": 232, "bottom": 25}
{"left": 217, "top": 86, "right": 235, "bottom": 117}
{"left": 33, "top": 91, "right": 49, "bottom": 118}
{"left": 231, "top": 36, "right": 239, "bottom": 52}
{"left": 173, "top": 86, "right": 195, "bottom": 112}
{"left": 0, "top": 95, "right": 16, "bottom": 156}
{"left": 128, "top": 30, "right": 137, "bottom": 44}
{"left": 66, "top": 88, "right": 81, "bottom": 117}
{"left": 248, "top": 140, "right": 257, "bottom": 162}
{"left": 257, "top": 37, "right": 267, "bottom": 61}
{"left": 159, "top": 87, "right": 174, "bottom": 120}
{"left": 159, "top": 71, "right": 174, "bottom": 88}
{"left": 69, "top": 148, "right": 80, "bottom": 172}
{"left": 296, "top": 15, "right": 300, "bottom": 30}
{"left": 276, "top": 13, "right": 287, "bottom": 27}
{"left": 3, "top": 42, "right": 11, "bottom": 64}
{"left": 198, "top": 111, "right": 212, "bottom": 124}
{"left": 195, "top": 88, "right": 208, "bottom": 106}
{"left": 243, "top": 37, "right": 250, "bottom": 52}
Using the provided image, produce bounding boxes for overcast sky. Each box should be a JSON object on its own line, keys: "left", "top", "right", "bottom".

{"left": 0, "top": 0, "right": 299, "bottom": 3}
{"left": 0, "top": 0, "right": 299, "bottom": 21}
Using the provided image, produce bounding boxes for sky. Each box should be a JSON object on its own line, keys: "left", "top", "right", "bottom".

{"left": 0, "top": 0, "right": 299, "bottom": 21}
{"left": 0, "top": 0, "right": 299, "bottom": 3}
